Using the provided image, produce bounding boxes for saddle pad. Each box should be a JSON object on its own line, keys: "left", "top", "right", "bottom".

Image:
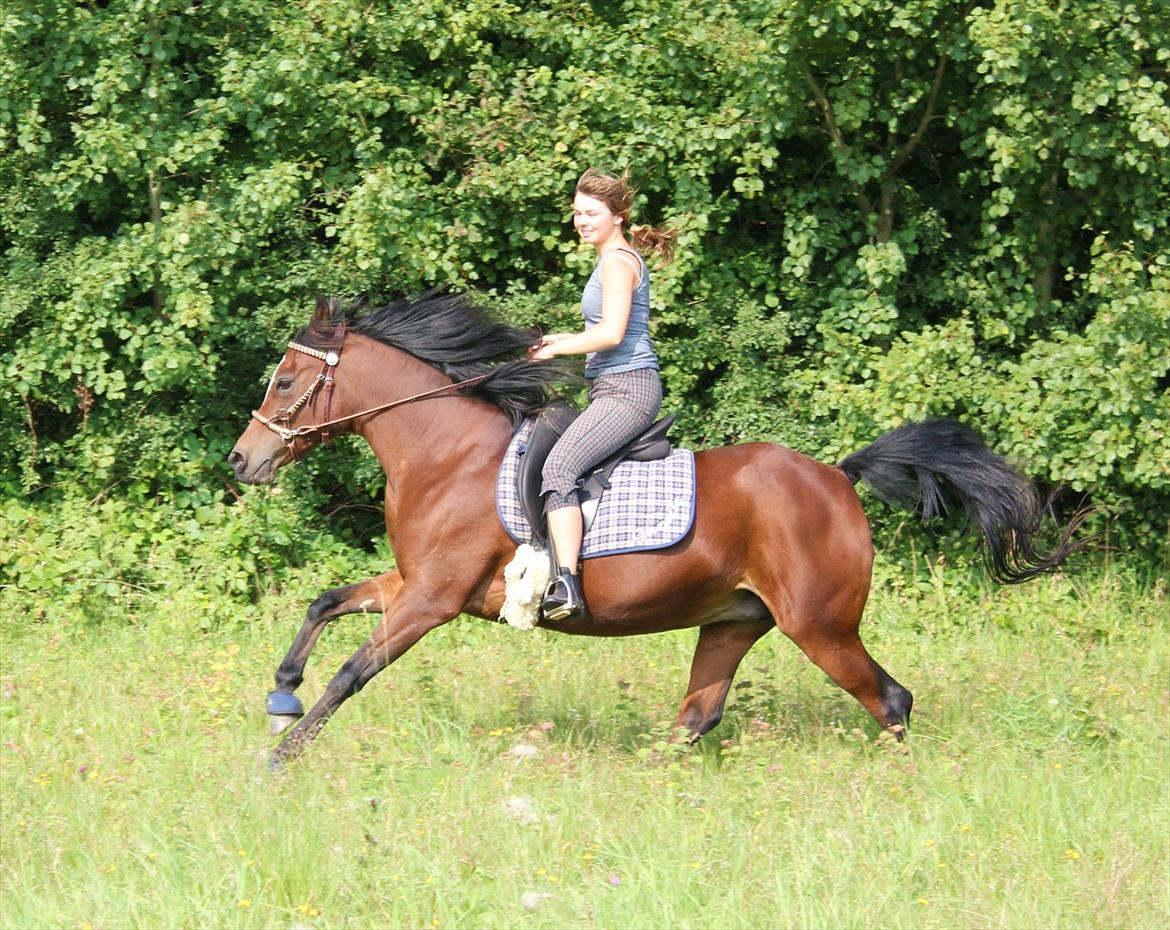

{"left": 496, "top": 419, "right": 696, "bottom": 559}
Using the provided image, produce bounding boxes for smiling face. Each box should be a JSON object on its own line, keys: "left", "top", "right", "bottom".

{"left": 573, "top": 192, "right": 623, "bottom": 249}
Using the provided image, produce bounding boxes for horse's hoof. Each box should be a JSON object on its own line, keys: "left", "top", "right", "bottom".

{"left": 270, "top": 713, "right": 301, "bottom": 735}
{"left": 877, "top": 724, "right": 910, "bottom": 753}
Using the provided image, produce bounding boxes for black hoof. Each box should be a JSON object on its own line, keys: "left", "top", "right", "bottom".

{"left": 881, "top": 680, "right": 913, "bottom": 731}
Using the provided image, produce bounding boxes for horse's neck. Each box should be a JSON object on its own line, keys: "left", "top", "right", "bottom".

{"left": 352, "top": 367, "right": 514, "bottom": 526}
{"left": 361, "top": 400, "right": 510, "bottom": 492}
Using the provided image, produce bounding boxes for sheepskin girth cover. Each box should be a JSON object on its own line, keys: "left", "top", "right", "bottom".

{"left": 501, "top": 543, "right": 551, "bottom": 631}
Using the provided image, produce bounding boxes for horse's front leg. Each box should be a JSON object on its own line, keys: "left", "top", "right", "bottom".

{"left": 267, "top": 570, "right": 403, "bottom": 734}
{"left": 269, "top": 589, "right": 456, "bottom": 766}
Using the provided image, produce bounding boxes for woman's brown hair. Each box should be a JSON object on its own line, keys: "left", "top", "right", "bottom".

{"left": 575, "top": 167, "right": 678, "bottom": 266}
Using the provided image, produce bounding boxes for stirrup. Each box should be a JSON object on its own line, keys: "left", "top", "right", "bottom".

{"left": 542, "top": 569, "right": 585, "bottom": 622}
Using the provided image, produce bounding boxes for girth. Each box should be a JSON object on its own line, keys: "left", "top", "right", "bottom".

{"left": 516, "top": 401, "right": 675, "bottom": 546}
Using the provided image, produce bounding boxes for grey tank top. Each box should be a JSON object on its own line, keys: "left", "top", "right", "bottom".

{"left": 580, "top": 248, "right": 659, "bottom": 378}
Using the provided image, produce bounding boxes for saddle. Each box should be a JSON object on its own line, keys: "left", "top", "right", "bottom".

{"left": 517, "top": 401, "right": 675, "bottom": 547}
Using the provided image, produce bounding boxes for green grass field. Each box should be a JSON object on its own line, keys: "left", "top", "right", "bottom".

{"left": 2, "top": 566, "right": 1167, "bottom": 929}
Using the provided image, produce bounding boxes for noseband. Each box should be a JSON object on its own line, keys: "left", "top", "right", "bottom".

{"left": 250, "top": 323, "right": 491, "bottom": 463}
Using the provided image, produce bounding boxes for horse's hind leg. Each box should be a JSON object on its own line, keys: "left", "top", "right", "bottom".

{"left": 776, "top": 584, "right": 912, "bottom": 739}
{"left": 268, "top": 570, "right": 402, "bottom": 733}
{"left": 796, "top": 628, "right": 913, "bottom": 736}
{"left": 674, "top": 619, "right": 774, "bottom": 741}
{"left": 768, "top": 588, "right": 912, "bottom": 736}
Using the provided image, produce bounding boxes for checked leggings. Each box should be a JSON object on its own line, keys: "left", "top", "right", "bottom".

{"left": 541, "top": 367, "right": 663, "bottom": 512}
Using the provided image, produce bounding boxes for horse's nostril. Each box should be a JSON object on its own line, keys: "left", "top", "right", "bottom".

{"left": 228, "top": 449, "right": 245, "bottom": 471}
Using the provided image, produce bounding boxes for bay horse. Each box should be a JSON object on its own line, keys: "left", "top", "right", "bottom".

{"left": 229, "top": 295, "right": 1083, "bottom": 765}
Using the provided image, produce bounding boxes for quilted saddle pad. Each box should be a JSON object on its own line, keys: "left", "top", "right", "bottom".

{"left": 495, "top": 419, "right": 696, "bottom": 559}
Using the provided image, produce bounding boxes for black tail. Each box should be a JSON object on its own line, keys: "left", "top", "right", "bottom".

{"left": 838, "top": 419, "right": 1091, "bottom": 584}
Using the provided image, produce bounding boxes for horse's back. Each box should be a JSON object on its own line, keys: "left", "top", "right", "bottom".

{"left": 691, "top": 441, "right": 874, "bottom": 605}
{"left": 693, "top": 440, "right": 865, "bottom": 524}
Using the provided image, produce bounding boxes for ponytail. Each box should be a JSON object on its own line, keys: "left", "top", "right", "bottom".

{"left": 629, "top": 223, "right": 678, "bottom": 268}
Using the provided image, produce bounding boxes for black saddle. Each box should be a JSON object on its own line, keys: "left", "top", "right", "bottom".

{"left": 517, "top": 401, "right": 675, "bottom": 547}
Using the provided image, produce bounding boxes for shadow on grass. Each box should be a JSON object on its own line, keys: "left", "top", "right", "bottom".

{"left": 495, "top": 678, "right": 886, "bottom": 761}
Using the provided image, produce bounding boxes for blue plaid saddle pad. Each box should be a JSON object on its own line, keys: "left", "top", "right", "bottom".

{"left": 495, "top": 419, "right": 697, "bottom": 559}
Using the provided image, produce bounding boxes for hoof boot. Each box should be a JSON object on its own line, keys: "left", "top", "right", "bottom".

{"left": 266, "top": 689, "right": 304, "bottom": 719}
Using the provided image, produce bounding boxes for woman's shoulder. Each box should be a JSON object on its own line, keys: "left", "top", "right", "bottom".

{"left": 599, "top": 246, "right": 647, "bottom": 284}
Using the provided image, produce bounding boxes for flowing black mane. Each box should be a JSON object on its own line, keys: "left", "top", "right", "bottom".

{"left": 294, "top": 293, "right": 570, "bottom": 426}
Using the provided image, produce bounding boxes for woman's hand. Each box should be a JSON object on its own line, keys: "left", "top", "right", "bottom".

{"left": 529, "top": 332, "right": 572, "bottom": 360}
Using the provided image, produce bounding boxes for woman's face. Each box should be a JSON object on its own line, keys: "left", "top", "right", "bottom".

{"left": 573, "top": 192, "right": 620, "bottom": 246}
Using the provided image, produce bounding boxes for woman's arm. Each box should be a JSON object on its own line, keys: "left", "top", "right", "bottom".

{"left": 531, "top": 257, "right": 638, "bottom": 360}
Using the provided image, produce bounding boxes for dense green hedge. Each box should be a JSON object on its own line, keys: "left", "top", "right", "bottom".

{"left": 2, "top": 0, "right": 1167, "bottom": 592}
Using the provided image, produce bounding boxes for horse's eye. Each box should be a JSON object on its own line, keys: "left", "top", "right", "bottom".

{"left": 276, "top": 378, "right": 294, "bottom": 393}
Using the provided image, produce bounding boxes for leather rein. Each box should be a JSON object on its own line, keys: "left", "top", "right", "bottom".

{"left": 250, "top": 323, "right": 491, "bottom": 462}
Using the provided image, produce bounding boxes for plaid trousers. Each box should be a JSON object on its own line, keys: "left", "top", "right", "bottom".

{"left": 542, "top": 368, "right": 663, "bottom": 512}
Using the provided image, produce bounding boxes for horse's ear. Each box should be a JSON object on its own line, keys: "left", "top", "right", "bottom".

{"left": 313, "top": 295, "right": 333, "bottom": 323}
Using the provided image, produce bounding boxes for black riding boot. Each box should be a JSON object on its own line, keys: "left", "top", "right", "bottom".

{"left": 543, "top": 568, "right": 586, "bottom": 622}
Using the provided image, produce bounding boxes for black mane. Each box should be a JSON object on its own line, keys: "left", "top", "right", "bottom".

{"left": 295, "top": 293, "right": 571, "bottom": 425}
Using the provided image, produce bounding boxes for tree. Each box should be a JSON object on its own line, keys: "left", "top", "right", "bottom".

{"left": 2, "top": 0, "right": 1166, "bottom": 573}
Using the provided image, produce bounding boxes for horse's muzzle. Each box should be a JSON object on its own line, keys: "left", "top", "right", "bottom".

{"left": 228, "top": 448, "right": 277, "bottom": 485}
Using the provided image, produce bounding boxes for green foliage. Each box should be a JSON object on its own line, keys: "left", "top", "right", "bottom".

{"left": 0, "top": 490, "right": 384, "bottom": 623}
{"left": 2, "top": 0, "right": 1166, "bottom": 568}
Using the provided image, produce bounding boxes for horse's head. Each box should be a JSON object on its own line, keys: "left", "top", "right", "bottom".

{"left": 229, "top": 297, "right": 347, "bottom": 485}
{"left": 230, "top": 291, "right": 570, "bottom": 485}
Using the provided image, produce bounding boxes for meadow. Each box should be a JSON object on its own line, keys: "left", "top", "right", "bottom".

{"left": 2, "top": 561, "right": 1167, "bottom": 929}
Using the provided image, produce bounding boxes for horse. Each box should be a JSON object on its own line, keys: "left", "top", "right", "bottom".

{"left": 229, "top": 294, "right": 1085, "bottom": 765}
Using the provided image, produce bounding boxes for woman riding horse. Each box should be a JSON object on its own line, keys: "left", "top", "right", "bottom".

{"left": 229, "top": 215, "right": 1086, "bottom": 767}
{"left": 531, "top": 168, "right": 677, "bottom": 622}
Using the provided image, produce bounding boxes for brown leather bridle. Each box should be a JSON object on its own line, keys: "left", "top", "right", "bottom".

{"left": 250, "top": 323, "right": 491, "bottom": 462}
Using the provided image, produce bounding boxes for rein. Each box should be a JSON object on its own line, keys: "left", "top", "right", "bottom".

{"left": 251, "top": 327, "right": 492, "bottom": 461}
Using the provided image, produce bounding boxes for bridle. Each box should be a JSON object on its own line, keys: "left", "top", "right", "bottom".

{"left": 250, "top": 323, "right": 491, "bottom": 462}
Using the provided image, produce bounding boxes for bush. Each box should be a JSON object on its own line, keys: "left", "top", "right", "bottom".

{"left": 0, "top": 489, "right": 386, "bottom": 624}
{"left": 2, "top": 0, "right": 1166, "bottom": 574}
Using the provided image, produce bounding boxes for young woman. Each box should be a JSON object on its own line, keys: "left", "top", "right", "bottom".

{"left": 530, "top": 167, "right": 676, "bottom": 621}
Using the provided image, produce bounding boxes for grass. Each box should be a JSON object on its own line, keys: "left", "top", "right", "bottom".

{"left": 1, "top": 565, "right": 1167, "bottom": 929}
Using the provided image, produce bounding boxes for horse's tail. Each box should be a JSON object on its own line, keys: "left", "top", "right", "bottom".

{"left": 838, "top": 418, "right": 1091, "bottom": 584}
